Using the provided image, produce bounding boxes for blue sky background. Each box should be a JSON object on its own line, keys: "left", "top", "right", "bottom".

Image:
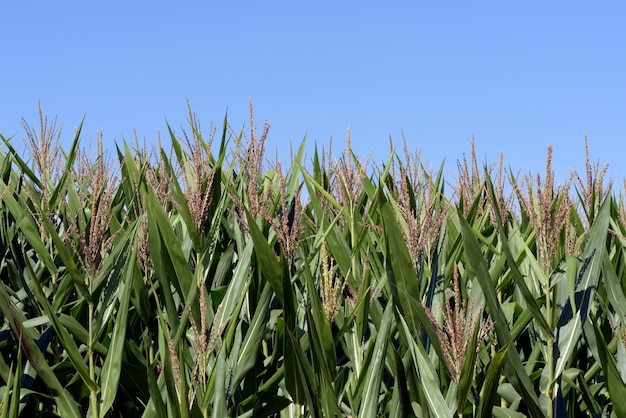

{"left": 2, "top": 2, "right": 625, "bottom": 184}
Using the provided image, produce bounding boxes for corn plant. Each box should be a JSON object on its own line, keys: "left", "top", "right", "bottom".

{"left": 0, "top": 104, "right": 624, "bottom": 417}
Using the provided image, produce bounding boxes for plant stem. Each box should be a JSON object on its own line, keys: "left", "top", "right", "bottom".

{"left": 89, "top": 301, "right": 99, "bottom": 418}
{"left": 545, "top": 284, "right": 553, "bottom": 418}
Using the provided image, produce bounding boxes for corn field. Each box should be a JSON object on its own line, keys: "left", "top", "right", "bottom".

{"left": 0, "top": 104, "right": 625, "bottom": 417}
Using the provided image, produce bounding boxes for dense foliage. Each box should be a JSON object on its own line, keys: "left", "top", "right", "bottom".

{"left": 0, "top": 105, "right": 624, "bottom": 417}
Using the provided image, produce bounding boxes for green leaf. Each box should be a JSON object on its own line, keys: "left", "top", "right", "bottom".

{"left": 286, "top": 327, "right": 320, "bottom": 416}
{"left": 231, "top": 281, "right": 272, "bottom": 389}
{"left": 0, "top": 283, "right": 81, "bottom": 418}
{"left": 359, "top": 304, "right": 393, "bottom": 418}
{"left": 491, "top": 406, "right": 526, "bottom": 418}
{"left": 459, "top": 211, "right": 543, "bottom": 417}
{"left": 144, "top": 354, "right": 168, "bottom": 418}
{"left": 146, "top": 186, "right": 194, "bottom": 303}
{"left": 397, "top": 314, "right": 451, "bottom": 418}
{"left": 156, "top": 313, "right": 183, "bottom": 418}
{"left": 21, "top": 260, "right": 99, "bottom": 392}
{"left": 211, "top": 347, "right": 228, "bottom": 418}
{"left": 485, "top": 176, "right": 553, "bottom": 338}
{"left": 49, "top": 118, "right": 83, "bottom": 208}
{"left": 8, "top": 339, "right": 22, "bottom": 418}
{"left": 479, "top": 343, "right": 511, "bottom": 418}
{"left": 457, "top": 311, "right": 481, "bottom": 414}
{"left": 245, "top": 210, "right": 284, "bottom": 303}
{"left": 56, "top": 314, "right": 107, "bottom": 355}
{"left": 591, "top": 319, "right": 626, "bottom": 417}
{"left": 0, "top": 178, "right": 58, "bottom": 277}
{"left": 99, "top": 246, "right": 135, "bottom": 416}
{"left": 213, "top": 240, "right": 253, "bottom": 346}
{"left": 305, "top": 307, "right": 341, "bottom": 417}
{"left": 603, "top": 251, "right": 626, "bottom": 326}
{"left": 380, "top": 192, "right": 448, "bottom": 368}
{"left": 40, "top": 215, "right": 91, "bottom": 301}
{"left": 553, "top": 197, "right": 609, "bottom": 383}
{"left": 166, "top": 126, "right": 202, "bottom": 250}
{"left": 303, "top": 253, "right": 337, "bottom": 376}
{"left": 389, "top": 347, "right": 410, "bottom": 418}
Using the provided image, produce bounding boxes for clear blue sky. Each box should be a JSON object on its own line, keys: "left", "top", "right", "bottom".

{"left": 2, "top": 2, "right": 625, "bottom": 183}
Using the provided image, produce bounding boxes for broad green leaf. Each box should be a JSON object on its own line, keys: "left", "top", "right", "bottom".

{"left": 21, "top": 260, "right": 99, "bottom": 392}
{"left": 236, "top": 396, "right": 291, "bottom": 418}
{"left": 146, "top": 186, "right": 194, "bottom": 302}
{"left": 457, "top": 311, "right": 481, "bottom": 414}
{"left": 144, "top": 354, "right": 167, "bottom": 418}
{"left": 56, "top": 314, "right": 107, "bottom": 355}
{"left": 479, "top": 343, "right": 511, "bottom": 418}
{"left": 602, "top": 250, "right": 626, "bottom": 328}
{"left": 592, "top": 319, "right": 626, "bottom": 417}
{"left": 231, "top": 281, "right": 272, "bottom": 389}
{"left": 303, "top": 253, "right": 337, "bottom": 376}
{"left": 8, "top": 339, "right": 22, "bottom": 418}
{"left": 553, "top": 197, "right": 609, "bottom": 383}
{"left": 156, "top": 313, "right": 184, "bottom": 418}
{"left": 245, "top": 209, "right": 284, "bottom": 303}
{"left": 492, "top": 406, "right": 526, "bottom": 418}
{"left": 459, "top": 211, "right": 543, "bottom": 417}
{"left": 212, "top": 347, "right": 227, "bottom": 418}
{"left": 389, "top": 347, "right": 410, "bottom": 418}
{"left": 99, "top": 246, "right": 135, "bottom": 417}
{"left": 165, "top": 126, "right": 202, "bottom": 250}
{"left": 398, "top": 314, "right": 451, "bottom": 418}
{"left": 50, "top": 117, "right": 83, "bottom": 208}
{"left": 286, "top": 327, "right": 320, "bottom": 416}
{"left": 305, "top": 306, "right": 341, "bottom": 417}
{"left": 0, "top": 283, "right": 81, "bottom": 418}
{"left": 485, "top": 176, "right": 552, "bottom": 337}
{"left": 0, "top": 178, "right": 58, "bottom": 277}
{"left": 40, "top": 215, "right": 91, "bottom": 301}
{"left": 358, "top": 304, "right": 393, "bottom": 418}
{"left": 381, "top": 192, "right": 447, "bottom": 368}
{"left": 213, "top": 240, "right": 253, "bottom": 342}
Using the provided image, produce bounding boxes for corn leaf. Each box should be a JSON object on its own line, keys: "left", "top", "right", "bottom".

{"left": 591, "top": 319, "right": 626, "bottom": 417}
{"left": 398, "top": 314, "right": 451, "bottom": 418}
{"left": 99, "top": 245, "right": 135, "bottom": 416}
{"left": 358, "top": 304, "right": 393, "bottom": 418}
{"left": 0, "top": 283, "right": 81, "bottom": 418}
{"left": 479, "top": 343, "right": 511, "bottom": 418}
{"left": 459, "top": 212, "right": 543, "bottom": 417}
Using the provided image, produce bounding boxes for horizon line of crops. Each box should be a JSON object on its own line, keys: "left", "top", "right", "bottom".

{"left": 0, "top": 102, "right": 624, "bottom": 417}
